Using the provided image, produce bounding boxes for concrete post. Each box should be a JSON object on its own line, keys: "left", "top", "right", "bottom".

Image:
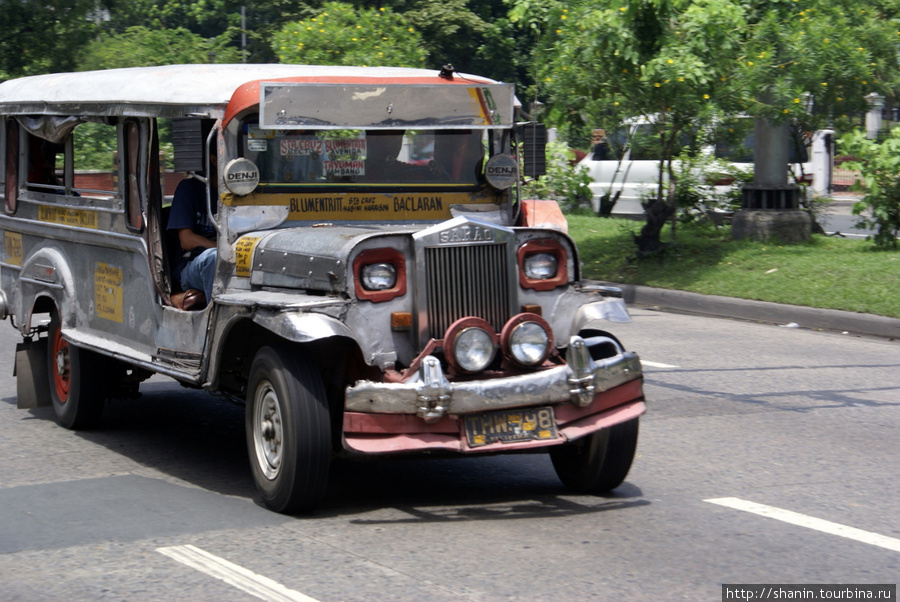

{"left": 811, "top": 130, "right": 834, "bottom": 197}
{"left": 866, "top": 93, "right": 885, "bottom": 139}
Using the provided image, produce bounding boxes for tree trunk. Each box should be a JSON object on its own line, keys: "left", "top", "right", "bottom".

{"left": 633, "top": 195, "right": 676, "bottom": 256}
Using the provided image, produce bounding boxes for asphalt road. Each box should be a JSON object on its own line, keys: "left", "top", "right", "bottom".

{"left": 0, "top": 307, "right": 897, "bottom": 601}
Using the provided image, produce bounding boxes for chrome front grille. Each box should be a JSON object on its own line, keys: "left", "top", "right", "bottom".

{"left": 423, "top": 243, "right": 511, "bottom": 338}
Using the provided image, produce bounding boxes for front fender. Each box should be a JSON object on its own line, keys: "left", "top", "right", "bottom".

{"left": 252, "top": 308, "right": 355, "bottom": 344}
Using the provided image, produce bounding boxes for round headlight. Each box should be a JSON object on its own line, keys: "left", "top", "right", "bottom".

{"left": 524, "top": 253, "right": 558, "bottom": 280}
{"left": 509, "top": 321, "right": 551, "bottom": 366}
{"left": 361, "top": 262, "right": 397, "bottom": 291}
{"left": 453, "top": 327, "right": 496, "bottom": 372}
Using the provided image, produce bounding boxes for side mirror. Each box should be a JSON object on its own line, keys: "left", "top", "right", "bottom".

{"left": 521, "top": 123, "right": 547, "bottom": 178}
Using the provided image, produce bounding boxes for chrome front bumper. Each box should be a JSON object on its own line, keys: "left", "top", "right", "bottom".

{"left": 345, "top": 335, "right": 643, "bottom": 422}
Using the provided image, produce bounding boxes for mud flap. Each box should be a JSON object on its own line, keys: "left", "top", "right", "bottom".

{"left": 15, "top": 338, "right": 51, "bottom": 409}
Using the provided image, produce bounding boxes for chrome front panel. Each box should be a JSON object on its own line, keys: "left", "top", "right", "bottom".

{"left": 413, "top": 217, "right": 517, "bottom": 343}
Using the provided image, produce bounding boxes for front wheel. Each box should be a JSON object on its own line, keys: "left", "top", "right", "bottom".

{"left": 246, "top": 344, "right": 331, "bottom": 514}
{"left": 550, "top": 418, "right": 639, "bottom": 493}
{"left": 47, "top": 311, "right": 107, "bottom": 430}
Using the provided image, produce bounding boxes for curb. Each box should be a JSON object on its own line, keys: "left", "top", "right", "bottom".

{"left": 592, "top": 282, "right": 900, "bottom": 340}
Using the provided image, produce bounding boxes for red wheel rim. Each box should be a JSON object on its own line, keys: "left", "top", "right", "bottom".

{"left": 51, "top": 327, "right": 70, "bottom": 402}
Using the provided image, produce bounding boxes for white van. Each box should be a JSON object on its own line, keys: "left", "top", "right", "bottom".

{"left": 578, "top": 116, "right": 820, "bottom": 217}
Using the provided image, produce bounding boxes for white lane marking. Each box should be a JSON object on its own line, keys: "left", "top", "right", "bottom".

{"left": 705, "top": 497, "right": 900, "bottom": 553}
{"left": 157, "top": 545, "right": 319, "bottom": 602}
{"left": 641, "top": 360, "right": 680, "bottom": 369}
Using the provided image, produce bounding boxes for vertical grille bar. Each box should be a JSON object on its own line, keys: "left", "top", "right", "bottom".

{"left": 424, "top": 243, "right": 510, "bottom": 338}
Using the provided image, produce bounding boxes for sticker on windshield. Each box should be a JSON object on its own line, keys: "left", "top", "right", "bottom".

{"left": 281, "top": 139, "right": 324, "bottom": 157}
{"left": 324, "top": 160, "right": 365, "bottom": 177}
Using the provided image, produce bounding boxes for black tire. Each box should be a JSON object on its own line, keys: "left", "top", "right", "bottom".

{"left": 46, "top": 310, "right": 107, "bottom": 430}
{"left": 550, "top": 418, "right": 639, "bottom": 493}
{"left": 246, "top": 344, "right": 331, "bottom": 514}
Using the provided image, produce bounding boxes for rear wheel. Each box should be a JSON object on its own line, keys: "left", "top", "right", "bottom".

{"left": 246, "top": 344, "right": 331, "bottom": 514}
{"left": 47, "top": 311, "right": 107, "bottom": 429}
{"left": 550, "top": 418, "right": 639, "bottom": 493}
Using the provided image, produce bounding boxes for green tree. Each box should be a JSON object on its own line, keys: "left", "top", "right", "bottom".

{"left": 527, "top": 0, "right": 898, "bottom": 254}
{"left": 272, "top": 2, "right": 427, "bottom": 67}
{"left": 531, "top": 0, "right": 746, "bottom": 255}
{"left": 77, "top": 26, "right": 241, "bottom": 70}
{"left": 0, "top": 0, "right": 106, "bottom": 79}
{"left": 840, "top": 128, "right": 900, "bottom": 248}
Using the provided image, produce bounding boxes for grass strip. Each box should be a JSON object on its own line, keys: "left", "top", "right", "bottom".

{"left": 567, "top": 214, "right": 900, "bottom": 319}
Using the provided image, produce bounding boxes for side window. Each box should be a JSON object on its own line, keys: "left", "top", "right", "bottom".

{"left": 26, "top": 134, "right": 65, "bottom": 194}
{"left": 124, "top": 120, "right": 145, "bottom": 231}
{"left": 71, "top": 121, "right": 117, "bottom": 201}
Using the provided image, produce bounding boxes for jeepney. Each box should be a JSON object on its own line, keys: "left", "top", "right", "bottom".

{"left": 0, "top": 64, "right": 645, "bottom": 513}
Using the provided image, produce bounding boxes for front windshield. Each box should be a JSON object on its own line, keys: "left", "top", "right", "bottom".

{"left": 239, "top": 119, "right": 486, "bottom": 188}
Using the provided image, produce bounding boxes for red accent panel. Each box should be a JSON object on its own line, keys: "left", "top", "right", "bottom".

{"left": 555, "top": 377, "right": 644, "bottom": 426}
{"left": 344, "top": 412, "right": 458, "bottom": 434}
{"left": 519, "top": 199, "right": 568, "bottom": 233}
{"left": 517, "top": 238, "right": 568, "bottom": 291}
{"left": 353, "top": 247, "right": 407, "bottom": 303}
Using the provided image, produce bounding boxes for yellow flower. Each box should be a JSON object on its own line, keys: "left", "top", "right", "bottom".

{"left": 821, "top": 82, "right": 827, "bottom": 86}
{"left": 379, "top": 6, "right": 384, "bottom": 10}
{"left": 620, "top": 7, "right": 626, "bottom": 11}
{"left": 614, "top": 101, "right": 620, "bottom": 106}
{"left": 703, "top": 94, "right": 709, "bottom": 99}
{"left": 678, "top": 77, "right": 684, "bottom": 82}
{"left": 408, "top": 27, "right": 414, "bottom": 32}
{"left": 862, "top": 81, "right": 868, "bottom": 85}
{"left": 667, "top": 59, "right": 673, "bottom": 64}
{"left": 783, "top": 109, "right": 790, "bottom": 114}
{"left": 561, "top": 14, "right": 566, "bottom": 19}
{"left": 794, "top": 98, "right": 800, "bottom": 103}
{"left": 655, "top": 82, "right": 661, "bottom": 87}
{"left": 556, "top": 29, "right": 561, "bottom": 34}
{"left": 747, "top": 61, "right": 754, "bottom": 66}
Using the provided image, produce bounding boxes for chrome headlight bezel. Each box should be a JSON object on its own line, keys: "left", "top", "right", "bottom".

{"left": 523, "top": 252, "right": 558, "bottom": 280}
{"left": 361, "top": 262, "right": 397, "bottom": 291}
{"left": 508, "top": 321, "right": 551, "bottom": 366}
{"left": 445, "top": 318, "right": 498, "bottom": 374}
{"left": 501, "top": 313, "right": 554, "bottom": 368}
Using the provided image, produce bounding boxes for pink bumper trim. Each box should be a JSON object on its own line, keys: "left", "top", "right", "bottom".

{"left": 342, "top": 379, "right": 646, "bottom": 454}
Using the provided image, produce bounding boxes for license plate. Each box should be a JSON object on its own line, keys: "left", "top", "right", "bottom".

{"left": 464, "top": 406, "right": 558, "bottom": 447}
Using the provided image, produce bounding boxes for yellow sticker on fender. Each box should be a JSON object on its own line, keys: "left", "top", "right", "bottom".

{"left": 95, "top": 262, "right": 123, "bottom": 323}
{"left": 234, "top": 236, "right": 261, "bottom": 278}
{"left": 38, "top": 206, "right": 98, "bottom": 229}
{"left": 3, "top": 231, "right": 23, "bottom": 266}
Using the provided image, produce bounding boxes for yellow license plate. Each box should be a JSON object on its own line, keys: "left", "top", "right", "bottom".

{"left": 464, "top": 407, "right": 558, "bottom": 447}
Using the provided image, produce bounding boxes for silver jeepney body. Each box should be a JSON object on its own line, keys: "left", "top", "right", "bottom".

{"left": 0, "top": 65, "right": 644, "bottom": 503}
